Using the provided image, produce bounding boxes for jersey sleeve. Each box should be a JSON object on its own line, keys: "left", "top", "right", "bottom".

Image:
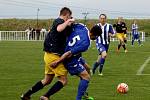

{"left": 52, "top": 18, "right": 64, "bottom": 31}
{"left": 109, "top": 25, "right": 115, "bottom": 34}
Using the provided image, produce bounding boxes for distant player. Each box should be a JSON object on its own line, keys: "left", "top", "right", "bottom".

{"left": 91, "top": 14, "right": 115, "bottom": 76}
{"left": 50, "top": 23, "right": 94, "bottom": 100}
{"left": 131, "top": 19, "right": 142, "bottom": 46}
{"left": 113, "top": 17, "right": 128, "bottom": 53}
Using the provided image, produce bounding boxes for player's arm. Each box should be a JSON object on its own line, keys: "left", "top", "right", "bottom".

{"left": 57, "top": 18, "right": 75, "bottom": 32}
{"left": 109, "top": 25, "right": 116, "bottom": 37}
{"left": 113, "top": 24, "right": 116, "bottom": 27}
{"left": 50, "top": 51, "right": 72, "bottom": 68}
{"left": 122, "top": 22, "right": 127, "bottom": 31}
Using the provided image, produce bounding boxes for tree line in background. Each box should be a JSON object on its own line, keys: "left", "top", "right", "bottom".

{"left": 0, "top": 18, "right": 149, "bottom": 36}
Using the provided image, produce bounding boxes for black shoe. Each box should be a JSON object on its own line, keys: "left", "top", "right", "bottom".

{"left": 20, "top": 94, "right": 30, "bottom": 100}
{"left": 92, "top": 69, "right": 95, "bottom": 75}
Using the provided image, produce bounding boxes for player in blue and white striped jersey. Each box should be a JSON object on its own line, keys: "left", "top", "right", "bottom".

{"left": 131, "top": 19, "right": 142, "bottom": 46}
{"left": 92, "top": 14, "right": 115, "bottom": 76}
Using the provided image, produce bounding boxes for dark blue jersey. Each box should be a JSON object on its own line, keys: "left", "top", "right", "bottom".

{"left": 65, "top": 23, "right": 90, "bottom": 75}
{"left": 65, "top": 23, "right": 90, "bottom": 55}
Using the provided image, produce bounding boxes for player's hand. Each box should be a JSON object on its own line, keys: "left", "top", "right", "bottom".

{"left": 68, "top": 18, "right": 75, "bottom": 22}
{"left": 122, "top": 28, "right": 126, "bottom": 30}
{"left": 67, "top": 18, "right": 75, "bottom": 26}
{"left": 50, "top": 60, "right": 59, "bottom": 69}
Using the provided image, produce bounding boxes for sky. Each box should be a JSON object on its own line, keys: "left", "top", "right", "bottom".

{"left": 0, "top": 0, "right": 149, "bottom": 19}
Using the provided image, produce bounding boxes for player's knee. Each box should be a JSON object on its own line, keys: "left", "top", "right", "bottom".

{"left": 58, "top": 76, "right": 68, "bottom": 86}
{"left": 102, "top": 54, "right": 107, "bottom": 58}
{"left": 101, "top": 52, "right": 107, "bottom": 58}
{"left": 80, "top": 71, "right": 90, "bottom": 81}
{"left": 82, "top": 74, "right": 90, "bottom": 81}
{"left": 41, "top": 79, "right": 51, "bottom": 86}
{"left": 120, "top": 41, "right": 125, "bottom": 45}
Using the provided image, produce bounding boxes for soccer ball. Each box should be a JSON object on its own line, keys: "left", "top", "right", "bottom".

{"left": 117, "top": 83, "right": 129, "bottom": 94}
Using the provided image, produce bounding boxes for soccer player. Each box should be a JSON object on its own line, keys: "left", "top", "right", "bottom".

{"left": 21, "top": 7, "right": 75, "bottom": 100}
{"left": 131, "top": 19, "right": 142, "bottom": 46}
{"left": 113, "top": 17, "right": 128, "bottom": 53}
{"left": 92, "top": 14, "right": 115, "bottom": 76}
{"left": 50, "top": 23, "right": 95, "bottom": 100}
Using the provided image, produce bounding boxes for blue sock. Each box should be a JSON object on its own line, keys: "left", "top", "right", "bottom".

{"left": 138, "top": 39, "right": 141, "bottom": 45}
{"left": 131, "top": 39, "right": 134, "bottom": 45}
{"left": 76, "top": 79, "right": 89, "bottom": 100}
{"left": 99, "top": 58, "right": 105, "bottom": 74}
{"left": 92, "top": 62, "right": 99, "bottom": 74}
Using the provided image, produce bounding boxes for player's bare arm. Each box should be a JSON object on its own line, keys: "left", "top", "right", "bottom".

{"left": 50, "top": 51, "right": 72, "bottom": 68}
{"left": 57, "top": 18, "right": 75, "bottom": 32}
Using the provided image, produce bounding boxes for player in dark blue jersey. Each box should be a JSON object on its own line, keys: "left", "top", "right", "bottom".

{"left": 50, "top": 23, "right": 94, "bottom": 100}
{"left": 131, "top": 19, "right": 142, "bottom": 46}
{"left": 91, "top": 14, "right": 115, "bottom": 76}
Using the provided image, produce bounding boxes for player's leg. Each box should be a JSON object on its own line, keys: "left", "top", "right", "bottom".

{"left": 124, "top": 34, "right": 127, "bottom": 44}
{"left": 77, "top": 70, "right": 90, "bottom": 100}
{"left": 121, "top": 35, "right": 127, "bottom": 52}
{"left": 137, "top": 34, "right": 141, "bottom": 45}
{"left": 117, "top": 41, "right": 122, "bottom": 52}
{"left": 116, "top": 33, "right": 123, "bottom": 52}
{"left": 40, "top": 75, "right": 67, "bottom": 100}
{"left": 131, "top": 35, "right": 135, "bottom": 46}
{"left": 40, "top": 58, "right": 68, "bottom": 100}
{"left": 92, "top": 55, "right": 100, "bottom": 74}
{"left": 21, "top": 74, "right": 54, "bottom": 100}
{"left": 21, "top": 52, "right": 55, "bottom": 100}
{"left": 80, "top": 57, "right": 91, "bottom": 74}
{"left": 83, "top": 63, "right": 90, "bottom": 74}
{"left": 98, "top": 51, "right": 107, "bottom": 75}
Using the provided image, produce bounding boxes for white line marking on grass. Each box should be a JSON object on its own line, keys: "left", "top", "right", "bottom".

{"left": 136, "top": 56, "right": 150, "bottom": 75}
{"left": 137, "top": 74, "right": 150, "bottom": 76}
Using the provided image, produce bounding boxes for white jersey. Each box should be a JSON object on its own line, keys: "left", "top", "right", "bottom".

{"left": 96, "top": 23, "right": 115, "bottom": 45}
{"left": 132, "top": 24, "right": 139, "bottom": 35}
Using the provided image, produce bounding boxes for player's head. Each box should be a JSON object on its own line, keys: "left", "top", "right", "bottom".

{"left": 60, "top": 7, "right": 72, "bottom": 21}
{"left": 90, "top": 25, "right": 102, "bottom": 40}
{"left": 118, "top": 17, "right": 123, "bottom": 23}
{"left": 99, "top": 14, "right": 107, "bottom": 25}
{"left": 133, "top": 19, "right": 137, "bottom": 24}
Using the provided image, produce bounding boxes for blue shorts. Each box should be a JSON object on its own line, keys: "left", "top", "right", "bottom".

{"left": 133, "top": 34, "right": 139, "bottom": 40}
{"left": 96, "top": 43, "right": 109, "bottom": 54}
{"left": 66, "top": 57, "right": 86, "bottom": 75}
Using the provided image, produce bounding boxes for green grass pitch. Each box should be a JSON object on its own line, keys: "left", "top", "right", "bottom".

{"left": 0, "top": 40, "right": 150, "bottom": 100}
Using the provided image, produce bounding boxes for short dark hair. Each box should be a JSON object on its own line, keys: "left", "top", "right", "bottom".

{"left": 90, "top": 25, "right": 102, "bottom": 40}
{"left": 60, "top": 7, "right": 72, "bottom": 16}
{"left": 99, "top": 14, "right": 107, "bottom": 19}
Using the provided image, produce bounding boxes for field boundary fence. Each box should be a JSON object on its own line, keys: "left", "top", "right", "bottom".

{"left": 0, "top": 31, "right": 145, "bottom": 41}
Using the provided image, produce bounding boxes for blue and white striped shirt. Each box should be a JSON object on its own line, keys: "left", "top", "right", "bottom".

{"left": 132, "top": 24, "right": 139, "bottom": 35}
{"left": 96, "top": 23, "right": 115, "bottom": 45}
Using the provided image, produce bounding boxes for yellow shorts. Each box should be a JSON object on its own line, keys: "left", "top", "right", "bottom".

{"left": 116, "top": 33, "right": 126, "bottom": 40}
{"left": 44, "top": 52, "right": 68, "bottom": 77}
{"left": 124, "top": 34, "right": 127, "bottom": 39}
